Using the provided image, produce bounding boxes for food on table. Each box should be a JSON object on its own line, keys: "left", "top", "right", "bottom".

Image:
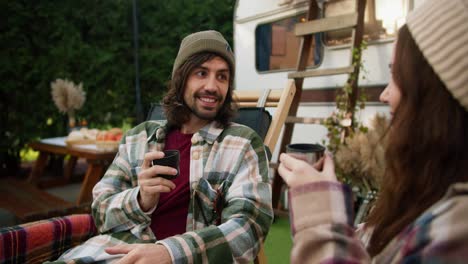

{"left": 66, "top": 127, "right": 123, "bottom": 151}
{"left": 96, "top": 128, "right": 123, "bottom": 142}
{"left": 95, "top": 128, "right": 124, "bottom": 151}
{"left": 66, "top": 128, "right": 99, "bottom": 141}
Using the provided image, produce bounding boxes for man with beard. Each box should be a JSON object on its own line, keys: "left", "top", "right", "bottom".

{"left": 53, "top": 30, "right": 273, "bottom": 264}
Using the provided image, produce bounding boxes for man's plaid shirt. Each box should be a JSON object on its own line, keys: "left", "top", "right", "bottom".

{"left": 56, "top": 120, "right": 273, "bottom": 263}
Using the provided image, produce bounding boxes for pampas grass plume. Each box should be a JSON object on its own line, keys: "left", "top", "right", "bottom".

{"left": 51, "top": 78, "right": 86, "bottom": 114}
{"left": 335, "top": 114, "right": 389, "bottom": 191}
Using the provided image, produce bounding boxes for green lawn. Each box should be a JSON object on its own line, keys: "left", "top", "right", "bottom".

{"left": 264, "top": 216, "right": 293, "bottom": 264}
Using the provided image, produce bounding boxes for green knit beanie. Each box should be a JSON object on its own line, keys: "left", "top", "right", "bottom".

{"left": 171, "top": 30, "right": 235, "bottom": 79}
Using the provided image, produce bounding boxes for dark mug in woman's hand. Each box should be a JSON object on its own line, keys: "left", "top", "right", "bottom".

{"left": 286, "top": 143, "right": 325, "bottom": 165}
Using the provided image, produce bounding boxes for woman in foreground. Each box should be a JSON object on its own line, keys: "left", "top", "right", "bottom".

{"left": 278, "top": 0, "right": 468, "bottom": 262}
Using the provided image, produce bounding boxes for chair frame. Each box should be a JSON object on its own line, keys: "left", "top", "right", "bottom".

{"left": 233, "top": 81, "right": 296, "bottom": 264}
{"left": 233, "top": 80, "right": 297, "bottom": 152}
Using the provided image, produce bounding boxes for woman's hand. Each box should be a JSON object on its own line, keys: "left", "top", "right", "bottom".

{"left": 278, "top": 153, "right": 337, "bottom": 189}
{"left": 137, "top": 151, "right": 177, "bottom": 212}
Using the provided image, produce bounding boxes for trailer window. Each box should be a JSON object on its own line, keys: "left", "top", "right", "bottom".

{"left": 324, "top": 0, "right": 410, "bottom": 46}
{"left": 255, "top": 14, "right": 322, "bottom": 72}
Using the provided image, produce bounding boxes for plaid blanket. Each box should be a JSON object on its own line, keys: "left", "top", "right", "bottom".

{"left": 0, "top": 214, "right": 96, "bottom": 264}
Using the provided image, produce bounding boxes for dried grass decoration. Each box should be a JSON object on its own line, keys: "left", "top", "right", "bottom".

{"left": 334, "top": 114, "right": 389, "bottom": 224}
{"left": 51, "top": 78, "right": 86, "bottom": 128}
{"left": 334, "top": 114, "right": 389, "bottom": 193}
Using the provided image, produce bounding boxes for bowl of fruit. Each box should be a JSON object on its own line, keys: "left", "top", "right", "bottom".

{"left": 95, "top": 128, "right": 123, "bottom": 151}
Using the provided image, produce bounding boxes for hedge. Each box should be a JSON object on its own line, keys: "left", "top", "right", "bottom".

{"left": 0, "top": 0, "right": 235, "bottom": 175}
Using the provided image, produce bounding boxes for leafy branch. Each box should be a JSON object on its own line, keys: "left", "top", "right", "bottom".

{"left": 322, "top": 41, "right": 368, "bottom": 155}
{"left": 320, "top": 41, "right": 389, "bottom": 224}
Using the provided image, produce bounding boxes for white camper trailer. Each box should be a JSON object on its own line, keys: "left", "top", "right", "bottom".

{"left": 234, "top": 0, "right": 424, "bottom": 150}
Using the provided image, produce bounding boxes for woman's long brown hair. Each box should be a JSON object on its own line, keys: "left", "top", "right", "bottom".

{"left": 366, "top": 25, "right": 468, "bottom": 256}
{"left": 162, "top": 52, "right": 237, "bottom": 129}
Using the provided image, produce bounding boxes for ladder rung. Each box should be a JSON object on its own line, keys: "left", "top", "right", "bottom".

{"left": 234, "top": 90, "right": 282, "bottom": 103}
{"left": 288, "top": 66, "right": 354, "bottom": 79}
{"left": 295, "top": 13, "right": 358, "bottom": 36}
{"left": 286, "top": 116, "right": 325, "bottom": 124}
{"left": 238, "top": 102, "right": 278, "bottom": 107}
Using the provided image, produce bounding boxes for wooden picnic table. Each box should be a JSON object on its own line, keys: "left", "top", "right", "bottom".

{"left": 28, "top": 137, "right": 117, "bottom": 205}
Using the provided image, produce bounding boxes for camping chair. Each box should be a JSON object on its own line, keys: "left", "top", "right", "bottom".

{"left": 0, "top": 83, "right": 296, "bottom": 264}
{"left": 147, "top": 102, "right": 272, "bottom": 141}
{"left": 232, "top": 81, "right": 297, "bottom": 264}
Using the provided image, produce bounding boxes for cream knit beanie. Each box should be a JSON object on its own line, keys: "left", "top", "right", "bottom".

{"left": 171, "top": 30, "right": 234, "bottom": 79}
{"left": 406, "top": 0, "right": 468, "bottom": 111}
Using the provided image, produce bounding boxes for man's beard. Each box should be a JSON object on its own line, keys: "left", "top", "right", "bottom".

{"left": 186, "top": 91, "right": 224, "bottom": 121}
{"left": 190, "top": 106, "right": 218, "bottom": 120}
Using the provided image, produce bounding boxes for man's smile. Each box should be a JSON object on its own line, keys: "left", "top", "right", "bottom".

{"left": 196, "top": 94, "right": 222, "bottom": 109}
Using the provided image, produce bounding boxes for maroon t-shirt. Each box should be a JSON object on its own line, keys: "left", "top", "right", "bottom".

{"left": 150, "top": 129, "right": 192, "bottom": 240}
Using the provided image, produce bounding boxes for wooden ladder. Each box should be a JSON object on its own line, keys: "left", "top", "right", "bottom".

{"left": 271, "top": 0, "right": 367, "bottom": 214}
